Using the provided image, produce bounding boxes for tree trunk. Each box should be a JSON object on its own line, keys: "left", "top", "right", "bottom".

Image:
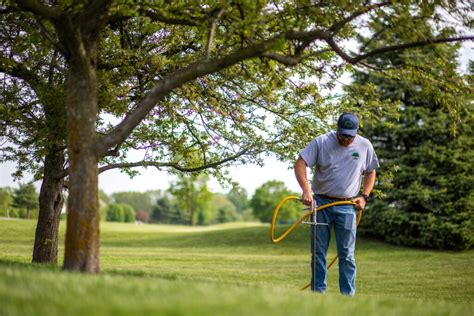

{"left": 190, "top": 207, "right": 196, "bottom": 226}
{"left": 62, "top": 45, "right": 100, "bottom": 272}
{"left": 32, "top": 147, "right": 64, "bottom": 264}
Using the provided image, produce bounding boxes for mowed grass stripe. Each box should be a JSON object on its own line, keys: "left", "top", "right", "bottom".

{"left": 0, "top": 219, "right": 472, "bottom": 315}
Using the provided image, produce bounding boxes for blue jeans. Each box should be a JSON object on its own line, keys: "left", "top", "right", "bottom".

{"left": 310, "top": 195, "right": 357, "bottom": 296}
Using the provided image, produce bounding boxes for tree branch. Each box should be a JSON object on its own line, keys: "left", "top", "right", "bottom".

{"left": 0, "top": 55, "right": 42, "bottom": 87}
{"left": 142, "top": 9, "right": 200, "bottom": 26}
{"left": 205, "top": 7, "right": 225, "bottom": 58}
{"left": 327, "top": 35, "right": 474, "bottom": 64}
{"left": 94, "top": 16, "right": 473, "bottom": 158}
{"left": 78, "top": 0, "right": 113, "bottom": 35}
{"left": 95, "top": 35, "right": 284, "bottom": 158}
{"left": 14, "top": 0, "right": 62, "bottom": 19}
{"left": 34, "top": 18, "right": 66, "bottom": 54}
{"left": 97, "top": 147, "right": 251, "bottom": 174}
{"left": 328, "top": 1, "right": 392, "bottom": 34}
{"left": 354, "top": 35, "right": 474, "bottom": 63}
{"left": 262, "top": 52, "right": 300, "bottom": 66}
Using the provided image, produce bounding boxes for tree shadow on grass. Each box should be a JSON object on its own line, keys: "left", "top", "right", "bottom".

{"left": 101, "top": 223, "right": 411, "bottom": 254}
{"left": 0, "top": 258, "right": 61, "bottom": 272}
{"left": 101, "top": 225, "right": 311, "bottom": 250}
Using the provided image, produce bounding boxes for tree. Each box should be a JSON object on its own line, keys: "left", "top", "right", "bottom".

{"left": 0, "top": 187, "right": 13, "bottom": 216}
{"left": 346, "top": 23, "right": 473, "bottom": 249}
{"left": 111, "top": 191, "right": 153, "bottom": 214}
{"left": 211, "top": 194, "right": 240, "bottom": 223}
{"left": 227, "top": 186, "right": 249, "bottom": 214}
{"left": 169, "top": 173, "right": 212, "bottom": 225}
{"left": 12, "top": 183, "right": 38, "bottom": 219}
{"left": 250, "top": 180, "right": 300, "bottom": 223}
{"left": 1, "top": 1, "right": 471, "bottom": 272}
{"left": 151, "top": 195, "right": 181, "bottom": 224}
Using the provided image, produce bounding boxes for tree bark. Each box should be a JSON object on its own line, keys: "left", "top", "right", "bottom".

{"left": 33, "top": 147, "right": 65, "bottom": 264}
{"left": 62, "top": 43, "right": 100, "bottom": 272}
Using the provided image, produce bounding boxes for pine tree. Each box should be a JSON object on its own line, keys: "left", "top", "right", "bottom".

{"left": 349, "top": 31, "right": 473, "bottom": 250}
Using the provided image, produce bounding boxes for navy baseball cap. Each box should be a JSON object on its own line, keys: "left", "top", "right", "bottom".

{"left": 337, "top": 112, "right": 359, "bottom": 137}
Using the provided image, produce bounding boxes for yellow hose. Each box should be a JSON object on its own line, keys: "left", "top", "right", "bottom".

{"left": 270, "top": 195, "right": 363, "bottom": 291}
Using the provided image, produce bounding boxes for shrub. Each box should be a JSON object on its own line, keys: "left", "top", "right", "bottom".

{"left": 121, "top": 204, "right": 135, "bottom": 223}
{"left": 106, "top": 204, "right": 124, "bottom": 222}
{"left": 135, "top": 210, "right": 149, "bottom": 223}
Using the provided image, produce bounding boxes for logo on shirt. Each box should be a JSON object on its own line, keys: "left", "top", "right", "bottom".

{"left": 352, "top": 152, "right": 360, "bottom": 160}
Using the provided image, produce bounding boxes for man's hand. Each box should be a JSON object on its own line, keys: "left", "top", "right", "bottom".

{"left": 301, "top": 189, "right": 313, "bottom": 206}
{"left": 352, "top": 196, "right": 367, "bottom": 210}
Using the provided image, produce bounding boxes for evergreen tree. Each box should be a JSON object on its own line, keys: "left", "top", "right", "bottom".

{"left": 13, "top": 183, "right": 39, "bottom": 219}
{"left": 348, "top": 27, "right": 473, "bottom": 250}
{"left": 151, "top": 195, "right": 183, "bottom": 224}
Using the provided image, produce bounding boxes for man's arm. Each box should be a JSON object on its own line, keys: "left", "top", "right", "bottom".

{"left": 294, "top": 156, "right": 313, "bottom": 206}
{"left": 352, "top": 170, "right": 376, "bottom": 210}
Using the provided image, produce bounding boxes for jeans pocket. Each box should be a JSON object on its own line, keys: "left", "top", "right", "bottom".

{"left": 344, "top": 213, "right": 355, "bottom": 230}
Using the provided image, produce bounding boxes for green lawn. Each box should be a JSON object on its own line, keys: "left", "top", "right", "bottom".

{"left": 0, "top": 218, "right": 472, "bottom": 315}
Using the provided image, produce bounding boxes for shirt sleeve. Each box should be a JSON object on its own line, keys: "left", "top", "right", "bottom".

{"left": 365, "top": 142, "right": 380, "bottom": 173}
{"left": 300, "top": 138, "right": 319, "bottom": 167}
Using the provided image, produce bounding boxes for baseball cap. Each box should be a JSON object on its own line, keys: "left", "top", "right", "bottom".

{"left": 337, "top": 112, "right": 359, "bottom": 137}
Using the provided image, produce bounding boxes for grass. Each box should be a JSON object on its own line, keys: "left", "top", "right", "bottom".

{"left": 0, "top": 218, "right": 473, "bottom": 315}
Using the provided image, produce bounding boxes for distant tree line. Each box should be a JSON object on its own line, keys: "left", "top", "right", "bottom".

{"left": 98, "top": 174, "right": 255, "bottom": 225}
{"left": 96, "top": 175, "right": 300, "bottom": 225}
{"left": 0, "top": 177, "right": 301, "bottom": 226}
{"left": 0, "top": 183, "right": 39, "bottom": 219}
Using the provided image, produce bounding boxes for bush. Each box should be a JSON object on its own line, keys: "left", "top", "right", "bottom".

{"left": 106, "top": 204, "right": 124, "bottom": 222}
{"left": 18, "top": 208, "right": 27, "bottom": 219}
{"left": 358, "top": 201, "right": 473, "bottom": 250}
{"left": 135, "top": 210, "right": 149, "bottom": 223}
{"left": 122, "top": 204, "right": 135, "bottom": 223}
{"left": 8, "top": 209, "right": 20, "bottom": 218}
{"left": 29, "top": 209, "right": 39, "bottom": 219}
{"left": 106, "top": 203, "right": 135, "bottom": 223}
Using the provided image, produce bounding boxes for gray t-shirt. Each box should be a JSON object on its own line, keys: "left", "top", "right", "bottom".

{"left": 300, "top": 131, "right": 379, "bottom": 198}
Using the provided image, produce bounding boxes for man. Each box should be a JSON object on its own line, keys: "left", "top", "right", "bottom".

{"left": 294, "top": 112, "right": 379, "bottom": 296}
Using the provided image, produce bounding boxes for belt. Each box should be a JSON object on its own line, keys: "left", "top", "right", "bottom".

{"left": 316, "top": 194, "right": 353, "bottom": 201}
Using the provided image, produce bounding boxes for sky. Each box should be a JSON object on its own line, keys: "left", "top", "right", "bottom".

{"left": 1, "top": 39, "right": 472, "bottom": 197}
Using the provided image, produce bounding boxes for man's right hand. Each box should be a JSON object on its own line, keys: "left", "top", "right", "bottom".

{"left": 301, "top": 190, "right": 313, "bottom": 206}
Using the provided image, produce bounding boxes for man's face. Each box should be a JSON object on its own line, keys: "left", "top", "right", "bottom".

{"left": 336, "top": 132, "right": 355, "bottom": 147}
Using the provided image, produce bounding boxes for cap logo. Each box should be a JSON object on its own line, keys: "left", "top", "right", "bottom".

{"left": 344, "top": 120, "right": 354, "bottom": 128}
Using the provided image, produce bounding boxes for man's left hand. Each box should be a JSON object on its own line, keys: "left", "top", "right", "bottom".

{"left": 352, "top": 196, "right": 366, "bottom": 210}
